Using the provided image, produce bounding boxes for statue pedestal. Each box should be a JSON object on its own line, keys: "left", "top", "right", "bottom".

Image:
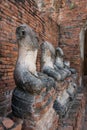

{"left": 54, "top": 75, "right": 77, "bottom": 117}
{"left": 22, "top": 107, "right": 59, "bottom": 130}
{"left": 12, "top": 87, "right": 59, "bottom": 130}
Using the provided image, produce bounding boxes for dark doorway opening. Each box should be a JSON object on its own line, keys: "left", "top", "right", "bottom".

{"left": 84, "top": 29, "right": 87, "bottom": 75}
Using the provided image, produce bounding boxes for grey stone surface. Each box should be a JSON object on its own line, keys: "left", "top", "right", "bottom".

{"left": 67, "top": 82, "right": 77, "bottom": 99}
{"left": 55, "top": 47, "right": 71, "bottom": 77}
{"left": 53, "top": 90, "right": 70, "bottom": 116}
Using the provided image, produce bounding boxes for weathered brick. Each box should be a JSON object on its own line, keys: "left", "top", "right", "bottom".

{"left": 57, "top": 0, "right": 87, "bottom": 85}
{"left": 2, "top": 117, "right": 14, "bottom": 129}
{"left": 58, "top": 126, "right": 73, "bottom": 130}
{"left": 12, "top": 123, "right": 22, "bottom": 130}
{"left": 0, "top": 125, "right": 3, "bottom": 130}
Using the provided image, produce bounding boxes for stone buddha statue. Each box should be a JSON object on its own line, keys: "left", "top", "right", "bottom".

{"left": 54, "top": 47, "right": 71, "bottom": 78}
{"left": 41, "top": 41, "right": 62, "bottom": 81}
{"left": 41, "top": 41, "right": 71, "bottom": 81}
{"left": 12, "top": 24, "right": 55, "bottom": 118}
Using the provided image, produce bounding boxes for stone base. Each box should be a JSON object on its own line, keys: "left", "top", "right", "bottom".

{"left": 57, "top": 92, "right": 86, "bottom": 130}
{"left": 54, "top": 75, "right": 77, "bottom": 117}
{"left": 12, "top": 86, "right": 58, "bottom": 130}
{"left": 22, "top": 107, "right": 59, "bottom": 130}
{"left": 0, "top": 91, "right": 85, "bottom": 130}
{"left": 53, "top": 90, "right": 70, "bottom": 116}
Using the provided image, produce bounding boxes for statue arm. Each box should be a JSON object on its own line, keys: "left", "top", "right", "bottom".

{"left": 42, "top": 66, "right": 61, "bottom": 81}
{"left": 22, "top": 71, "right": 45, "bottom": 94}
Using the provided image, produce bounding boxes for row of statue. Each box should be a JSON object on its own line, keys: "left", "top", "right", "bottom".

{"left": 12, "top": 24, "right": 77, "bottom": 118}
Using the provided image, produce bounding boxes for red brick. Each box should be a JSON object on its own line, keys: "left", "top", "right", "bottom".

{"left": 2, "top": 117, "right": 14, "bottom": 129}
{"left": 58, "top": 126, "right": 73, "bottom": 130}
{"left": 0, "top": 125, "right": 3, "bottom": 130}
{"left": 12, "top": 124, "right": 22, "bottom": 130}
{"left": 83, "top": 121, "right": 87, "bottom": 130}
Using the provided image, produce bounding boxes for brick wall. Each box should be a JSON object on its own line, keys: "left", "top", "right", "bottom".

{"left": 0, "top": 0, "right": 59, "bottom": 116}
{"left": 58, "top": 0, "right": 87, "bottom": 84}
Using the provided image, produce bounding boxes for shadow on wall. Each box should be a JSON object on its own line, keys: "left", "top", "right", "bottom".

{"left": 79, "top": 21, "right": 87, "bottom": 86}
